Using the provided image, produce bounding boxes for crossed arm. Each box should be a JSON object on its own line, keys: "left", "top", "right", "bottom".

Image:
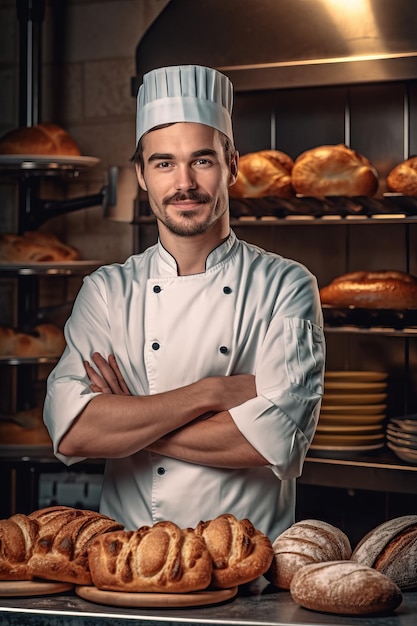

{"left": 58, "top": 353, "right": 269, "bottom": 469}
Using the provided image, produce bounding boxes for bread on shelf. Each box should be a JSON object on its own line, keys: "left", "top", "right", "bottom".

{"left": 387, "top": 156, "right": 417, "bottom": 196}
{"left": 0, "top": 123, "right": 81, "bottom": 157}
{"left": 320, "top": 270, "right": 417, "bottom": 310}
{"left": 0, "top": 231, "right": 80, "bottom": 263}
{"left": 229, "top": 149, "right": 294, "bottom": 199}
{"left": 291, "top": 144, "right": 379, "bottom": 197}
{"left": 0, "top": 324, "right": 65, "bottom": 357}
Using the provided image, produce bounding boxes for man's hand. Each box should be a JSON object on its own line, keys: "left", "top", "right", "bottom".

{"left": 84, "top": 352, "right": 131, "bottom": 395}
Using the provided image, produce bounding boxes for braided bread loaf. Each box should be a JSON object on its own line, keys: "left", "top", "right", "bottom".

{"left": 194, "top": 513, "right": 274, "bottom": 589}
{"left": 0, "top": 324, "right": 65, "bottom": 357}
{"left": 27, "top": 506, "right": 124, "bottom": 585}
{"left": 88, "top": 521, "right": 213, "bottom": 593}
{"left": 0, "top": 506, "right": 123, "bottom": 584}
{"left": 0, "top": 514, "right": 40, "bottom": 580}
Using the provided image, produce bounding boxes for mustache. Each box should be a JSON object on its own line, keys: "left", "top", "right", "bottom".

{"left": 164, "top": 191, "right": 211, "bottom": 205}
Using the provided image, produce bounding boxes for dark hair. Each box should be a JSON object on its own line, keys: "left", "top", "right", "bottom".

{"left": 131, "top": 124, "right": 236, "bottom": 173}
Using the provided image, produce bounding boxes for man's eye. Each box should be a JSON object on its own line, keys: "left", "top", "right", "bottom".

{"left": 195, "top": 158, "right": 211, "bottom": 166}
{"left": 156, "top": 161, "right": 171, "bottom": 168}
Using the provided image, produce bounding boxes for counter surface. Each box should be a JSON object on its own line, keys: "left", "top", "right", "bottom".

{"left": 0, "top": 582, "right": 416, "bottom": 626}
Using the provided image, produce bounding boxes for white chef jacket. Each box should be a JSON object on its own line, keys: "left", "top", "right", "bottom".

{"left": 44, "top": 231, "right": 325, "bottom": 541}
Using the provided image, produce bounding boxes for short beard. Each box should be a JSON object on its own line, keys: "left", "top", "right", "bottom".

{"left": 154, "top": 190, "right": 222, "bottom": 237}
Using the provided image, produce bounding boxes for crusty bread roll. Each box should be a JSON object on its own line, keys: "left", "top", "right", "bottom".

{"left": 320, "top": 270, "right": 417, "bottom": 310}
{"left": 290, "top": 561, "right": 402, "bottom": 615}
{"left": 194, "top": 513, "right": 274, "bottom": 589}
{"left": 266, "top": 519, "right": 351, "bottom": 589}
{"left": 387, "top": 156, "right": 417, "bottom": 196}
{"left": 88, "top": 521, "right": 212, "bottom": 593}
{"left": 229, "top": 150, "right": 294, "bottom": 199}
{"left": 0, "top": 514, "right": 40, "bottom": 580}
{"left": 291, "top": 144, "right": 379, "bottom": 197}
{"left": 351, "top": 515, "right": 417, "bottom": 590}
{"left": 0, "top": 324, "right": 65, "bottom": 357}
{"left": 27, "top": 507, "right": 124, "bottom": 585}
{"left": 0, "top": 123, "right": 81, "bottom": 156}
{"left": 0, "top": 231, "right": 80, "bottom": 263}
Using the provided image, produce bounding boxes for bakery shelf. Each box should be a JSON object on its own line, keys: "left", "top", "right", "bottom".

{"left": 0, "top": 356, "right": 60, "bottom": 365}
{"left": 0, "top": 260, "right": 103, "bottom": 276}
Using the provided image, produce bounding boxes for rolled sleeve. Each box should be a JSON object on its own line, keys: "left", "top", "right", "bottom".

{"left": 230, "top": 274, "right": 326, "bottom": 479}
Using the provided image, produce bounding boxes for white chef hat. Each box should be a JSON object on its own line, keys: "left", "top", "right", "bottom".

{"left": 136, "top": 65, "right": 234, "bottom": 145}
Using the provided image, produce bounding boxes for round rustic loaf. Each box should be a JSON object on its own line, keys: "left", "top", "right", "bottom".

{"left": 266, "top": 519, "right": 351, "bottom": 589}
{"left": 351, "top": 515, "right": 417, "bottom": 590}
{"left": 320, "top": 270, "right": 417, "bottom": 310}
{"left": 0, "top": 123, "right": 81, "bottom": 156}
{"left": 290, "top": 560, "right": 402, "bottom": 615}
{"left": 387, "top": 156, "right": 417, "bottom": 196}
{"left": 291, "top": 144, "right": 379, "bottom": 196}
{"left": 229, "top": 149, "right": 294, "bottom": 199}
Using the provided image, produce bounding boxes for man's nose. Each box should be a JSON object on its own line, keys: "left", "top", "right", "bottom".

{"left": 175, "top": 165, "right": 197, "bottom": 190}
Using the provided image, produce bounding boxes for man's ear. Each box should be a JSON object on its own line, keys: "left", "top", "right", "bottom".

{"left": 228, "top": 151, "right": 239, "bottom": 187}
{"left": 135, "top": 163, "right": 147, "bottom": 191}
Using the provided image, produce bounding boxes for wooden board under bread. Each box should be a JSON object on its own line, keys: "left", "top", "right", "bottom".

{"left": 0, "top": 580, "right": 73, "bottom": 597}
{"left": 75, "top": 585, "right": 238, "bottom": 608}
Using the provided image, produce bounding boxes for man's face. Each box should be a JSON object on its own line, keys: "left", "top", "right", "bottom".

{"left": 136, "top": 123, "right": 237, "bottom": 237}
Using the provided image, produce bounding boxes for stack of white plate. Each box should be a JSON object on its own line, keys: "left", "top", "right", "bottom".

{"left": 386, "top": 415, "right": 417, "bottom": 464}
{"left": 311, "top": 371, "right": 388, "bottom": 457}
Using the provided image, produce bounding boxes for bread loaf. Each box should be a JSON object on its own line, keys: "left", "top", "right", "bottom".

{"left": 266, "top": 519, "right": 351, "bottom": 589}
{"left": 0, "top": 407, "right": 52, "bottom": 446}
{"left": 0, "top": 231, "right": 80, "bottom": 263}
{"left": 351, "top": 515, "right": 417, "bottom": 590}
{"left": 27, "top": 507, "right": 124, "bottom": 585}
{"left": 194, "top": 513, "right": 273, "bottom": 589}
{"left": 229, "top": 150, "right": 294, "bottom": 199}
{"left": 0, "top": 123, "right": 81, "bottom": 156}
{"left": 320, "top": 270, "right": 417, "bottom": 310}
{"left": 0, "top": 514, "right": 40, "bottom": 580}
{"left": 291, "top": 144, "right": 379, "bottom": 197}
{"left": 387, "top": 156, "right": 417, "bottom": 196}
{"left": 290, "top": 561, "right": 402, "bottom": 615}
{"left": 88, "top": 521, "right": 212, "bottom": 593}
{"left": 0, "top": 324, "right": 65, "bottom": 357}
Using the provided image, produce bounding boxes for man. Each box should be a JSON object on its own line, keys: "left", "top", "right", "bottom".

{"left": 44, "top": 65, "right": 325, "bottom": 541}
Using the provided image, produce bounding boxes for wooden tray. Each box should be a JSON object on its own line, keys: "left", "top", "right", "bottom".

{"left": 75, "top": 585, "right": 238, "bottom": 608}
{"left": 0, "top": 580, "right": 73, "bottom": 597}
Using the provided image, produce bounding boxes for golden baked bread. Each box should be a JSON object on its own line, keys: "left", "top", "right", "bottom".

{"left": 0, "top": 514, "right": 40, "bottom": 580}
{"left": 351, "top": 515, "right": 417, "bottom": 590}
{"left": 0, "top": 324, "right": 65, "bottom": 357}
{"left": 290, "top": 560, "right": 402, "bottom": 615}
{"left": 0, "top": 231, "right": 80, "bottom": 263}
{"left": 320, "top": 270, "right": 417, "bottom": 310}
{"left": 266, "top": 519, "right": 352, "bottom": 589}
{"left": 0, "top": 407, "right": 52, "bottom": 446}
{"left": 387, "top": 156, "right": 417, "bottom": 195}
{"left": 229, "top": 150, "right": 294, "bottom": 199}
{"left": 27, "top": 507, "right": 124, "bottom": 585}
{"left": 291, "top": 144, "right": 379, "bottom": 197}
{"left": 0, "top": 123, "right": 81, "bottom": 156}
{"left": 88, "top": 521, "right": 213, "bottom": 593}
{"left": 194, "top": 513, "right": 274, "bottom": 589}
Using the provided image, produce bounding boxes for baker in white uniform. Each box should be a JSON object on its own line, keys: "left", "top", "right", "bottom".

{"left": 44, "top": 65, "right": 325, "bottom": 541}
